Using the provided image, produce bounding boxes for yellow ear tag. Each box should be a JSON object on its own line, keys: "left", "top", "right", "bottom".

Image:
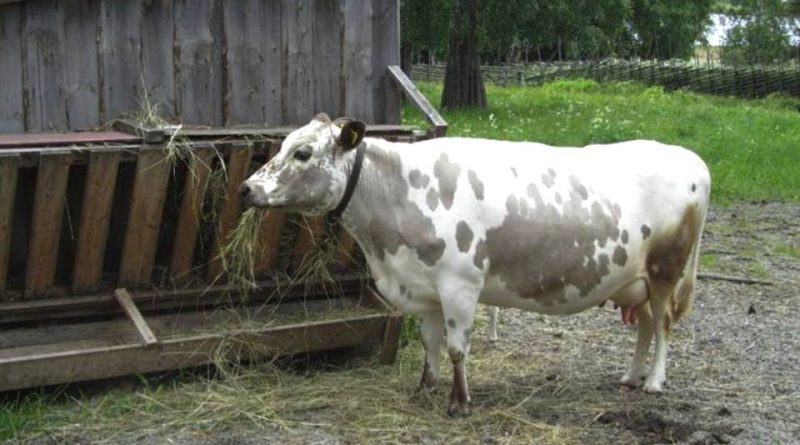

{"left": 350, "top": 130, "right": 359, "bottom": 146}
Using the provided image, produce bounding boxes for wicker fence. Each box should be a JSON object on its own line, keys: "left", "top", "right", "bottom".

{"left": 412, "top": 60, "right": 800, "bottom": 99}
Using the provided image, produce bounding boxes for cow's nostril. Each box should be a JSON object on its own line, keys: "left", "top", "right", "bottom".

{"left": 239, "top": 183, "right": 252, "bottom": 201}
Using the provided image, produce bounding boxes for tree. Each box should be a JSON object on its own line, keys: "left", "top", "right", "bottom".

{"left": 721, "top": 0, "right": 794, "bottom": 65}
{"left": 629, "top": 0, "right": 714, "bottom": 59}
{"left": 441, "top": 0, "right": 486, "bottom": 110}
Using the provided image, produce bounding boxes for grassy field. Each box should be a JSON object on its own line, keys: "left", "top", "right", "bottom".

{"left": 402, "top": 79, "right": 800, "bottom": 204}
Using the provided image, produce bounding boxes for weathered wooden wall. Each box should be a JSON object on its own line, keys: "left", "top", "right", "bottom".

{"left": 0, "top": 0, "right": 400, "bottom": 133}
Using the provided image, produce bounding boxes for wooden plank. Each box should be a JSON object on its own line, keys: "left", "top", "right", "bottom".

{"left": 71, "top": 149, "right": 121, "bottom": 294}
{"left": 169, "top": 147, "right": 216, "bottom": 284}
{"left": 342, "top": 0, "right": 374, "bottom": 122}
{"left": 255, "top": 210, "right": 287, "bottom": 276}
{"left": 114, "top": 288, "right": 158, "bottom": 345}
{"left": 62, "top": 0, "right": 99, "bottom": 130}
{"left": 0, "top": 314, "right": 387, "bottom": 392}
{"left": 0, "top": 155, "right": 20, "bottom": 299}
{"left": 292, "top": 216, "right": 326, "bottom": 270}
{"left": 0, "top": 275, "right": 368, "bottom": 324}
{"left": 371, "top": 0, "right": 401, "bottom": 124}
{"left": 206, "top": 145, "right": 253, "bottom": 282}
{"left": 261, "top": 0, "right": 283, "bottom": 126}
{"left": 0, "top": 3, "right": 24, "bottom": 132}
{"left": 99, "top": 0, "right": 141, "bottom": 122}
{"left": 22, "top": 0, "right": 68, "bottom": 131}
{"left": 311, "top": 0, "right": 342, "bottom": 117}
{"left": 175, "top": 0, "right": 223, "bottom": 126}
{"left": 386, "top": 65, "right": 448, "bottom": 136}
{"left": 119, "top": 149, "right": 171, "bottom": 288}
{"left": 25, "top": 152, "right": 71, "bottom": 298}
{"left": 281, "top": 0, "right": 314, "bottom": 125}
{"left": 222, "top": 0, "right": 266, "bottom": 125}
{"left": 140, "top": 0, "right": 175, "bottom": 117}
{"left": 335, "top": 227, "right": 358, "bottom": 267}
{"left": 380, "top": 315, "right": 403, "bottom": 365}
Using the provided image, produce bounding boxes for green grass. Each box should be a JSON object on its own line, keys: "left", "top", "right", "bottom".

{"left": 402, "top": 80, "right": 800, "bottom": 204}
{"left": 773, "top": 243, "right": 800, "bottom": 260}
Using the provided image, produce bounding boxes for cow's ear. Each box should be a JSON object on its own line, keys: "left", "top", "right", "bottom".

{"left": 336, "top": 118, "right": 366, "bottom": 151}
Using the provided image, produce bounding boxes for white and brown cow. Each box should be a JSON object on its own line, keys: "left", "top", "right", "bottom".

{"left": 240, "top": 113, "right": 711, "bottom": 417}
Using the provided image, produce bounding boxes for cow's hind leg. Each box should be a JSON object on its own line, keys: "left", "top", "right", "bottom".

{"left": 440, "top": 287, "right": 480, "bottom": 417}
{"left": 620, "top": 304, "right": 653, "bottom": 386}
{"left": 487, "top": 306, "right": 499, "bottom": 342}
{"left": 418, "top": 309, "right": 444, "bottom": 392}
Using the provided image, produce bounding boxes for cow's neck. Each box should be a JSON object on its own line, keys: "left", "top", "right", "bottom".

{"left": 339, "top": 138, "right": 406, "bottom": 255}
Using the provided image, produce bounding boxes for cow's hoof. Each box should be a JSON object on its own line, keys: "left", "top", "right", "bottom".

{"left": 446, "top": 401, "right": 472, "bottom": 418}
{"left": 643, "top": 380, "right": 665, "bottom": 394}
{"left": 619, "top": 373, "right": 643, "bottom": 388}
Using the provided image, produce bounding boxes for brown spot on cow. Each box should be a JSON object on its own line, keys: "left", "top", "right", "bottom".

{"left": 408, "top": 169, "right": 430, "bottom": 189}
{"left": 467, "top": 170, "right": 484, "bottom": 200}
{"left": 456, "top": 221, "right": 474, "bottom": 253}
{"left": 541, "top": 169, "right": 556, "bottom": 188}
{"left": 641, "top": 224, "right": 652, "bottom": 240}
{"left": 426, "top": 188, "right": 440, "bottom": 211}
{"left": 646, "top": 205, "right": 702, "bottom": 285}
{"left": 621, "top": 230, "right": 629, "bottom": 244}
{"left": 355, "top": 147, "right": 446, "bottom": 267}
{"left": 569, "top": 175, "right": 588, "bottom": 200}
{"left": 612, "top": 245, "right": 628, "bottom": 266}
{"left": 484, "top": 190, "right": 623, "bottom": 305}
{"left": 434, "top": 153, "right": 461, "bottom": 209}
{"left": 447, "top": 318, "right": 457, "bottom": 329}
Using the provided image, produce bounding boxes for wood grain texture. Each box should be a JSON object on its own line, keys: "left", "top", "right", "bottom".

{"left": 291, "top": 216, "right": 325, "bottom": 270}
{"left": 281, "top": 0, "right": 313, "bottom": 125}
{"left": 99, "top": 0, "right": 141, "bottom": 122}
{"left": 140, "top": 0, "right": 175, "bottom": 117}
{"left": 169, "top": 147, "right": 216, "bottom": 285}
{"left": 342, "top": 0, "right": 374, "bottom": 122}
{"left": 114, "top": 288, "right": 158, "bottom": 345}
{"left": 259, "top": 0, "right": 283, "bottom": 126}
{"left": 175, "top": 0, "right": 223, "bottom": 126}
{"left": 206, "top": 145, "right": 253, "bottom": 282}
{"left": 223, "top": 0, "right": 265, "bottom": 125}
{"left": 62, "top": 0, "right": 99, "bottom": 130}
{"left": 25, "top": 152, "right": 71, "bottom": 298}
{"left": 71, "top": 149, "right": 121, "bottom": 294}
{"left": 22, "top": 0, "right": 68, "bottom": 131}
{"left": 372, "top": 0, "right": 400, "bottom": 124}
{"left": 311, "top": 0, "right": 342, "bottom": 118}
{"left": 119, "top": 149, "right": 171, "bottom": 288}
{"left": 0, "top": 4, "right": 24, "bottom": 132}
{"left": 0, "top": 155, "right": 20, "bottom": 298}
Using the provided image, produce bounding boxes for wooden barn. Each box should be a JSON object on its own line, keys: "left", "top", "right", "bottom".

{"left": 0, "top": 0, "right": 445, "bottom": 391}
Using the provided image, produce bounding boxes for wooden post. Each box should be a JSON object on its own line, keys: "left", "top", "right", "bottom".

{"left": 25, "top": 152, "right": 71, "bottom": 298}
{"left": 72, "top": 149, "right": 122, "bottom": 294}
{"left": 119, "top": 148, "right": 171, "bottom": 288}
{"left": 0, "top": 154, "right": 20, "bottom": 299}
{"left": 169, "top": 147, "right": 217, "bottom": 285}
{"left": 207, "top": 144, "right": 253, "bottom": 283}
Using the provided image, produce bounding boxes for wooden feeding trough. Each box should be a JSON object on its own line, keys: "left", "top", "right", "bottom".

{"left": 0, "top": 102, "right": 446, "bottom": 391}
{"left": 0, "top": 0, "right": 447, "bottom": 391}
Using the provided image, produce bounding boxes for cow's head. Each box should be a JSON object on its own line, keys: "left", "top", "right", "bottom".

{"left": 239, "top": 113, "right": 366, "bottom": 215}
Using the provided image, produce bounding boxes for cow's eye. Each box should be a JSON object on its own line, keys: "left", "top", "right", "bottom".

{"left": 293, "top": 150, "right": 312, "bottom": 161}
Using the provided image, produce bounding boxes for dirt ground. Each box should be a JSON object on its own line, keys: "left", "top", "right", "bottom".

{"left": 8, "top": 203, "right": 799, "bottom": 445}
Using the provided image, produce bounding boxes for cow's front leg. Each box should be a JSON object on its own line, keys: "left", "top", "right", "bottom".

{"left": 417, "top": 309, "right": 444, "bottom": 392}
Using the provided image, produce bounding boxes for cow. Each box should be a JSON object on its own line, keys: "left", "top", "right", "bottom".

{"left": 239, "top": 113, "right": 711, "bottom": 417}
